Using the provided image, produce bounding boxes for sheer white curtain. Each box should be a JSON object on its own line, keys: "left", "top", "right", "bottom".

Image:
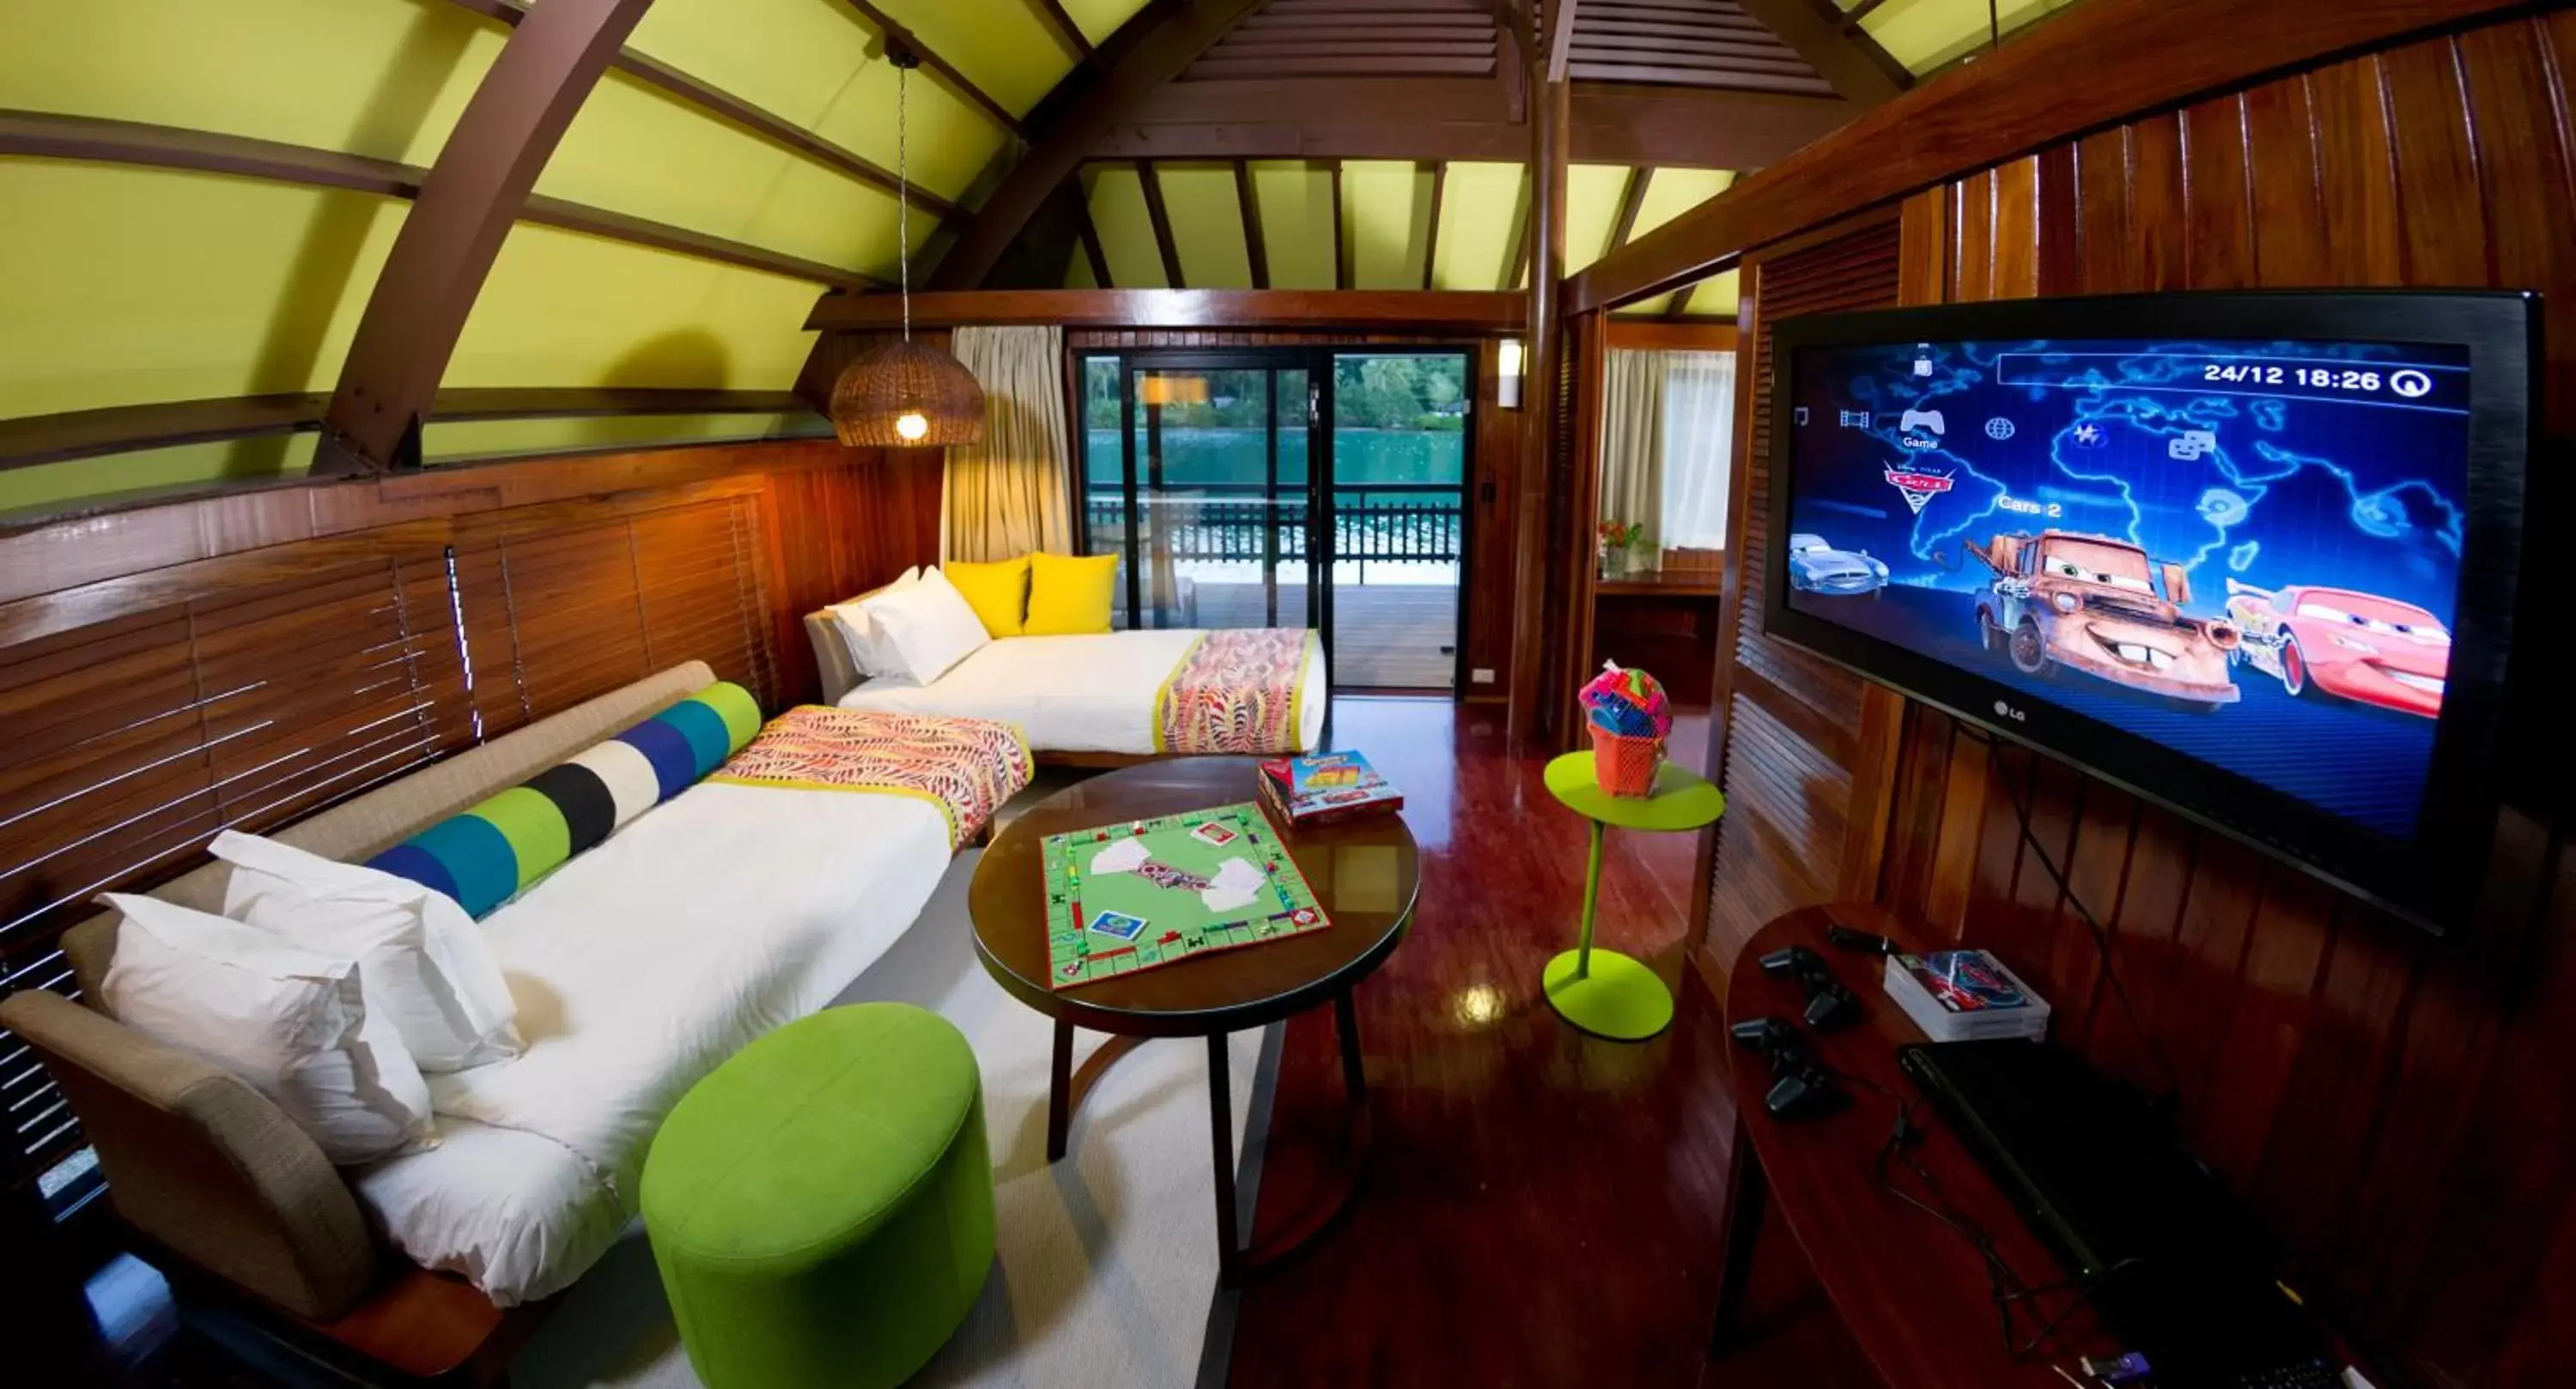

{"left": 1657, "top": 350, "right": 1737, "bottom": 551}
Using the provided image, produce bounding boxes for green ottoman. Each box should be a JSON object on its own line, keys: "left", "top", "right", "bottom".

{"left": 641, "top": 1004, "right": 996, "bottom": 1389}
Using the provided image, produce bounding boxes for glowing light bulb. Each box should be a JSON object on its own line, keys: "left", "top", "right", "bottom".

{"left": 895, "top": 411, "right": 929, "bottom": 442}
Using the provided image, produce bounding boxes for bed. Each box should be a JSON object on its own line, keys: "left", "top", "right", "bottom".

{"left": 814, "top": 624, "right": 1329, "bottom": 760}
{"left": 14, "top": 663, "right": 1032, "bottom": 1343}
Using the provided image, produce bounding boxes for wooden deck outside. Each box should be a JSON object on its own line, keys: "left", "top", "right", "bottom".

{"left": 1190, "top": 579, "right": 1457, "bottom": 690}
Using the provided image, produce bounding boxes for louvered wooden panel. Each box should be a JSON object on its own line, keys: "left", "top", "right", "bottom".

{"left": 1703, "top": 214, "right": 1902, "bottom": 965}
{"left": 1570, "top": 0, "right": 1833, "bottom": 95}
{"left": 495, "top": 520, "right": 654, "bottom": 724}
{"left": 0, "top": 548, "right": 470, "bottom": 1186}
{"left": 1188, "top": 0, "right": 1499, "bottom": 81}
{"left": 632, "top": 498, "right": 775, "bottom": 703}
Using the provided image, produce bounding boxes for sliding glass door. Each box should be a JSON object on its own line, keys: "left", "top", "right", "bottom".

{"left": 1078, "top": 347, "right": 1474, "bottom": 693}
{"left": 1081, "top": 354, "right": 1320, "bottom": 634}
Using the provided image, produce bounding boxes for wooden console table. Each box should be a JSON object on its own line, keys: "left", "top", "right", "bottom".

{"left": 1712, "top": 903, "right": 2120, "bottom": 1385}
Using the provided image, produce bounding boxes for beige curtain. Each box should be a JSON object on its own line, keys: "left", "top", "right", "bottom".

{"left": 943, "top": 325, "right": 1073, "bottom": 561}
{"left": 1598, "top": 349, "right": 1667, "bottom": 574}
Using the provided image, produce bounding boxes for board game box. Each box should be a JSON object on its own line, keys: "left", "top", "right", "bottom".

{"left": 1257, "top": 750, "right": 1402, "bottom": 829}
{"left": 1042, "top": 802, "right": 1332, "bottom": 989}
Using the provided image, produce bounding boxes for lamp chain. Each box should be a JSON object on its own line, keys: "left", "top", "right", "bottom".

{"left": 897, "top": 57, "right": 910, "bottom": 343}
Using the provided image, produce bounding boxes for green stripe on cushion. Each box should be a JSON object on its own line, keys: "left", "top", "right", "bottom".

{"left": 659, "top": 700, "right": 734, "bottom": 778}
{"left": 695, "top": 682, "right": 762, "bottom": 754}
{"left": 470, "top": 785, "right": 574, "bottom": 893}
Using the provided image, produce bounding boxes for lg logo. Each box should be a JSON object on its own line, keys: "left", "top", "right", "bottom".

{"left": 1992, "top": 700, "right": 2027, "bottom": 724}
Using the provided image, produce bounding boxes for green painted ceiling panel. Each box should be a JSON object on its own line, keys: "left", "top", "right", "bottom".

{"left": 444, "top": 224, "right": 823, "bottom": 390}
{"left": 0, "top": 434, "right": 320, "bottom": 518}
{"left": 1432, "top": 162, "right": 1524, "bottom": 292}
{"left": 1343, "top": 161, "right": 1431, "bottom": 290}
{"left": 1250, "top": 162, "right": 1337, "bottom": 291}
{"left": 1851, "top": 0, "right": 2085, "bottom": 74}
{"left": 0, "top": 161, "right": 404, "bottom": 417}
{"left": 1564, "top": 165, "right": 1633, "bottom": 273}
{"left": 421, "top": 412, "right": 823, "bottom": 464}
{"left": 1061, "top": 0, "right": 1145, "bottom": 45}
{"left": 1086, "top": 165, "right": 1170, "bottom": 289}
{"left": 0, "top": 0, "right": 502, "bottom": 167}
{"left": 1616, "top": 293, "right": 1678, "bottom": 318}
{"left": 1158, "top": 164, "right": 1255, "bottom": 290}
{"left": 872, "top": 0, "right": 1072, "bottom": 117}
{"left": 629, "top": 0, "right": 999, "bottom": 199}
{"left": 1631, "top": 168, "right": 1736, "bottom": 241}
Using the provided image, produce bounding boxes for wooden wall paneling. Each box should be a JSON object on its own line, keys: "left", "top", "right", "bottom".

{"left": 1556, "top": 310, "right": 1607, "bottom": 742}
{"left": 1470, "top": 336, "right": 1521, "bottom": 700}
{"left": 1803, "top": 20, "right": 2576, "bottom": 1383}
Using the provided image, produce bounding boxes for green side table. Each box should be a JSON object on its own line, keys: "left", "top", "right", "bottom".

{"left": 1541, "top": 751, "right": 1726, "bottom": 1040}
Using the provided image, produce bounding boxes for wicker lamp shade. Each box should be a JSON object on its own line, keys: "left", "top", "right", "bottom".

{"left": 830, "top": 337, "right": 987, "bottom": 448}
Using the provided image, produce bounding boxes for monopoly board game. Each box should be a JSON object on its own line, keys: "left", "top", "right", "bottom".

{"left": 1042, "top": 802, "right": 1330, "bottom": 989}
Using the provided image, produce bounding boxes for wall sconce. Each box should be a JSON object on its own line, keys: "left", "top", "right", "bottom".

{"left": 1497, "top": 338, "right": 1526, "bottom": 409}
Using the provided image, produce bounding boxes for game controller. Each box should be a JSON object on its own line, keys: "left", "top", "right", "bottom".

{"left": 1899, "top": 408, "right": 1946, "bottom": 436}
{"left": 1728, "top": 1016, "right": 1846, "bottom": 1119}
{"left": 1759, "top": 945, "right": 1863, "bottom": 1032}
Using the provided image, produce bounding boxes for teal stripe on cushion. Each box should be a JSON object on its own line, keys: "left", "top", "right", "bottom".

{"left": 471, "top": 787, "right": 573, "bottom": 893}
{"left": 404, "top": 815, "right": 519, "bottom": 918}
{"left": 659, "top": 700, "right": 733, "bottom": 778}
{"left": 695, "top": 682, "right": 762, "bottom": 753}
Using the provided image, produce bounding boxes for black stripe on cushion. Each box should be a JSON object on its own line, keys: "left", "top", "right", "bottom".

{"left": 525, "top": 761, "right": 619, "bottom": 857}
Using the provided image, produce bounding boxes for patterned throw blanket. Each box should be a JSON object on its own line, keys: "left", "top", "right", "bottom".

{"left": 1153, "top": 628, "right": 1316, "bottom": 755}
{"left": 708, "top": 707, "right": 1034, "bottom": 849}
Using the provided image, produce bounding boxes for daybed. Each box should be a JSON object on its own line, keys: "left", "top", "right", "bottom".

{"left": 0, "top": 662, "right": 1024, "bottom": 1384}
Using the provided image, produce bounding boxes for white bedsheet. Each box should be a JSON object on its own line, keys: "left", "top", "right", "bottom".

{"left": 835, "top": 629, "right": 1327, "bottom": 755}
{"left": 353, "top": 782, "right": 951, "bottom": 1305}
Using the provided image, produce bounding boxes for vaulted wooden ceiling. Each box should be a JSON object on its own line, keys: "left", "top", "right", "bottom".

{"left": 0, "top": 0, "right": 2075, "bottom": 514}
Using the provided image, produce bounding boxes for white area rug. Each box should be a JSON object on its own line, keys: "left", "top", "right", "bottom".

{"left": 508, "top": 848, "right": 1272, "bottom": 1389}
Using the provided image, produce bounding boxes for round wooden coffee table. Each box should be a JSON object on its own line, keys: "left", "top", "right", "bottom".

{"left": 968, "top": 757, "right": 1419, "bottom": 1285}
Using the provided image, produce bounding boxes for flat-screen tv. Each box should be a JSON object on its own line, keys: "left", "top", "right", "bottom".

{"left": 1766, "top": 291, "right": 2536, "bottom": 932}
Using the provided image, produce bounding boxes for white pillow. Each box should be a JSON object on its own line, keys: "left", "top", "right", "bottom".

{"left": 866, "top": 568, "right": 991, "bottom": 684}
{"left": 827, "top": 566, "right": 924, "bottom": 678}
{"left": 210, "top": 831, "right": 522, "bottom": 1072}
{"left": 100, "top": 893, "right": 434, "bottom": 1164}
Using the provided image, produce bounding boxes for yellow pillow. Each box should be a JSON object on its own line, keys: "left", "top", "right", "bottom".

{"left": 1024, "top": 552, "right": 1120, "bottom": 635}
{"left": 942, "top": 556, "right": 1030, "bottom": 637}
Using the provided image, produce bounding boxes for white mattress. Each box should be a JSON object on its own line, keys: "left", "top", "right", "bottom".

{"left": 353, "top": 781, "right": 952, "bottom": 1306}
{"left": 836, "top": 629, "right": 1328, "bottom": 755}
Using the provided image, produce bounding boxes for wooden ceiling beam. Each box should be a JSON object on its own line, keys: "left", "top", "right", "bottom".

{"left": 1075, "top": 187, "right": 1115, "bottom": 288}
{"left": 0, "top": 391, "right": 816, "bottom": 475}
{"left": 805, "top": 288, "right": 1527, "bottom": 333}
{"left": 836, "top": 1, "right": 1026, "bottom": 137}
{"left": 1420, "top": 161, "right": 1449, "bottom": 291}
{"left": 1236, "top": 158, "right": 1270, "bottom": 290}
{"left": 442, "top": 0, "right": 958, "bottom": 221}
{"left": 1730, "top": 0, "right": 1911, "bottom": 103}
{"left": 1328, "top": 158, "right": 1350, "bottom": 290}
{"left": 1568, "top": 0, "right": 2529, "bottom": 314}
{"left": 1092, "top": 80, "right": 1852, "bottom": 168}
{"left": 313, "top": 0, "right": 655, "bottom": 476}
{"left": 927, "top": 0, "right": 1269, "bottom": 290}
{"left": 1605, "top": 164, "right": 1649, "bottom": 252}
{"left": 1028, "top": 0, "right": 1102, "bottom": 67}
{"left": 0, "top": 111, "right": 878, "bottom": 294}
{"left": 1546, "top": 0, "right": 1582, "bottom": 84}
{"left": 1137, "top": 160, "right": 1186, "bottom": 288}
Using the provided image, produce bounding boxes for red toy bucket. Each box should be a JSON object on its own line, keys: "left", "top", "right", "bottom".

{"left": 1591, "top": 727, "right": 1665, "bottom": 798}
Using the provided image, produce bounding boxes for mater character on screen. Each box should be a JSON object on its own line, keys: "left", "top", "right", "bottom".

{"left": 2222, "top": 579, "right": 2450, "bottom": 718}
{"left": 1968, "top": 530, "right": 2241, "bottom": 709}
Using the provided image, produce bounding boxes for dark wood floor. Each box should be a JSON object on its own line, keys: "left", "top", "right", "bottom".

{"left": 1230, "top": 698, "right": 1880, "bottom": 1388}
{"left": 15, "top": 697, "right": 1886, "bottom": 1388}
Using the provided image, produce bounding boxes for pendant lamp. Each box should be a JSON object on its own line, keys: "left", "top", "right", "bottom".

{"left": 830, "top": 47, "right": 985, "bottom": 448}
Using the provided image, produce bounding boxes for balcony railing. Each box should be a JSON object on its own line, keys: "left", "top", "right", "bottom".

{"left": 1084, "top": 484, "right": 1462, "bottom": 569}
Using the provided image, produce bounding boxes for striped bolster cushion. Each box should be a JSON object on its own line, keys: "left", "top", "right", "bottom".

{"left": 367, "top": 682, "right": 762, "bottom": 917}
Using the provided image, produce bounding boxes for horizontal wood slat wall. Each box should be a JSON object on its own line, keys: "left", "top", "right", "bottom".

{"left": 1699, "top": 15, "right": 2576, "bottom": 1386}
{"left": 0, "top": 440, "right": 940, "bottom": 1191}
